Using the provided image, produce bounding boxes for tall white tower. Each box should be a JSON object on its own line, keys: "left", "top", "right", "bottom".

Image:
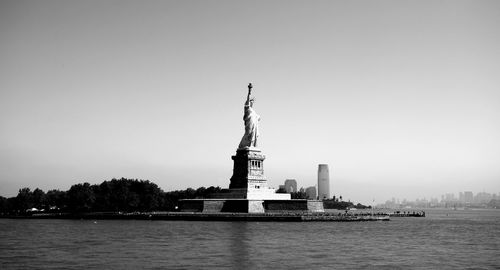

{"left": 318, "top": 164, "right": 330, "bottom": 200}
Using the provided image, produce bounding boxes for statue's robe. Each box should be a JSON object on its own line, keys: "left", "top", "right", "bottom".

{"left": 238, "top": 103, "right": 260, "bottom": 149}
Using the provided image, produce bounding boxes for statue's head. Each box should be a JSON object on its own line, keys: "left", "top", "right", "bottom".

{"left": 249, "top": 97, "right": 255, "bottom": 107}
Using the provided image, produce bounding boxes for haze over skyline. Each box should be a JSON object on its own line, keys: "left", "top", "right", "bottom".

{"left": 1, "top": 1, "right": 499, "bottom": 204}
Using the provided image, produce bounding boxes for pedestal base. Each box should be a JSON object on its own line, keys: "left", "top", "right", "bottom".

{"left": 209, "top": 188, "right": 291, "bottom": 200}
{"left": 179, "top": 199, "right": 324, "bottom": 214}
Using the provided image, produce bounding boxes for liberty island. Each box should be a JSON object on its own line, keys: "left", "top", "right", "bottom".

{"left": 178, "top": 83, "right": 321, "bottom": 214}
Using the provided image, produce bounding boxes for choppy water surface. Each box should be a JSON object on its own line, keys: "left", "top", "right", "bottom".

{"left": 1, "top": 209, "right": 499, "bottom": 269}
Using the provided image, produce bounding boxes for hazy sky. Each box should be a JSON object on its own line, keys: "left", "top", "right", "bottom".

{"left": 1, "top": 0, "right": 499, "bottom": 204}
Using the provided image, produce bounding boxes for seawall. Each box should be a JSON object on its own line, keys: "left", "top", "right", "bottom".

{"left": 2, "top": 212, "right": 391, "bottom": 222}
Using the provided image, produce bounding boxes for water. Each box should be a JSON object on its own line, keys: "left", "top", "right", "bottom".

{"left": 0, "top": 209, "right": 499, "bottom": 269}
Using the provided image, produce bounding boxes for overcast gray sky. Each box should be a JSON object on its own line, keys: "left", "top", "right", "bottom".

{"left": 1, "top": 0, "right": 499, "bottom": 204}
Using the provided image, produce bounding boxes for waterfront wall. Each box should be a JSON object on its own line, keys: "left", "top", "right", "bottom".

{"left": 3, "top": 212, "right": 391, "bottom": 222}
{"left": 179, "top": 199, "right": 322, "bottom": 213}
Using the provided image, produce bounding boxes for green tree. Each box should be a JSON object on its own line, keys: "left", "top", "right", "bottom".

{"left": 0, "top": 196, "right": 9, "bottom": 214}
{"left": 32, "top": 188, "right": 46, "bottom": 209}
{"left": 45, "top": 189, "right": 66, "bottom": 210}
{"left": 291, "top": 191, "right": 307, "bottom": 199}
{"left": 276, "top": 187, "right": 287, "bottom": 193}
{"left": 16, "top": 188, "right": 33, "bottom": 211}
{"left": 67, "top": 183, "right": 95, "bottom": 212}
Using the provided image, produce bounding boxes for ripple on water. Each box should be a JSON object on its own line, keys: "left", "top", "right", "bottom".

{"left": 0, "top": 209, "right": 499, "bottom": 269}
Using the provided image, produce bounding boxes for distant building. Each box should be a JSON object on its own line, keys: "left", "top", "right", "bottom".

{"left": 464, "top": 191, "right": 473, "bottom": 203}
{"left": 444, "top": 193, "right": 455, "bottom": 202}
{"left": 305, "top": 186, "right": 317, "bottom": 200}
{"left": 284, "top": 179, "right": 297, "bottom": 193}
{"left": 318, "top": 164, "right": 330, "bottom": 200}
{"left": 475, "top": 192, "right": 492, "bottom": 204}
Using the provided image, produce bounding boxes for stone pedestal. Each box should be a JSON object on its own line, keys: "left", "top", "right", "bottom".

{"left": 229, "top": 147, "right": 267, "bottom": 189}
{"left": 226, "top": 147, "right": 290, "bottom": 200}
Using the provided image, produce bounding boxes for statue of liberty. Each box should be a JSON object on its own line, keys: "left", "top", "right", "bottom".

{"left": 238, "top": 83, "right": 260, "bottom": 149}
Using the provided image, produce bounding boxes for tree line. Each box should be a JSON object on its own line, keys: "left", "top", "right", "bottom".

{"left": 0, "top": 178, "right": 222, "bottom": 215}
{"left": 323, "top": 199, "right": 370, "bottom": 210}
{"left": 0, "top": 178, "right": 371, "bottom": 215}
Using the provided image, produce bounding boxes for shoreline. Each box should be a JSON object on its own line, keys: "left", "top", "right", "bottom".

{"left": 1, "top": 212, "right": 392, "bottom": 222}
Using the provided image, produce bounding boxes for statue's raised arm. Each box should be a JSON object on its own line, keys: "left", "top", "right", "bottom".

{"left": 246, "top": 83, "right": 252, "bottom": 104}
{"left": 238, "top": 83, "right": 260, "bottom": 149}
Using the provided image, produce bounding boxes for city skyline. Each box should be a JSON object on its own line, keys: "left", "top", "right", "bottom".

{"left": 377, "top": 190, "right": 499, "bottom": 208}
{"left": 1, "top": 1, "right": 499, "bottom": 205}
{"left": 274, "top": 177, "right": 499, "bottom": 205}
